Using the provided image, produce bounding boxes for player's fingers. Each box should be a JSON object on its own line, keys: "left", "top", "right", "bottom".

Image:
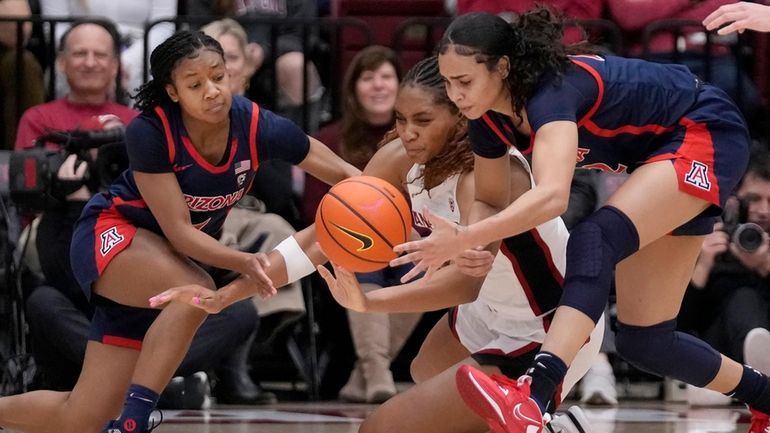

{"left": 316, "top": 265, "right": 335, "bottom": 284}
{"left": 148, "top": 292, "right": 172, "bottom": 308}
{"left": 393, "top": 239, "right": 423, "bottom": 254}
{"left": 249, "top": 267, "right": 274, "bottom": 291}
{"left": 400, "top": 263, "right": 427, "bottom": 283}
{"left": 255, "top": 253, "right": 271, "bottom": 269}
{"left": 389, "top": 251, "right": 421, "bottom": 267}
{"left": 717, "top": 20, "right": 746, "bottom": 35}
{"left": 703, "top": 4, "right": 736, "bottom": 29}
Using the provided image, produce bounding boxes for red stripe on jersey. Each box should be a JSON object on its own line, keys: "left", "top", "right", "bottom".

{"left": 482, "top": 113, "right": 515, "bottom": 148}
{"left": 674, "top": 117, "right": 720, "bottom": 204}
{"left": 112, "top": 196, "right": 147, "bottom": 208}
{"left": 93, "top": 208, "right": 137, "bottom": 275}
{"left": 180, "top": 135, "right": 237, "bottom": 174}
{"left": 571, "top": 59, "right": 675, "bottom": 138}
{"left": 153, "top": 107, "right": 176, "bottom": 163}
{"left": 474, "top": 341, "right": 540, "bottom": 358}
{"left": 102, "top": 335, "right": 143, "bottom": 350}
{"left": 249, "top": 103, "right": 261, "bottom": 171}
{"left": 499, "top": 241, "right": 542, "bottom": 316}
{"left": 571, "top": 59, "right": 605, "bottom": 127}
{"left": 531, "top": 228, "right": 564, "bottom": 286}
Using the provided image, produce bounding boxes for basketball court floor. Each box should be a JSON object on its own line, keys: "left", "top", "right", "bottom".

{"left": 56, "top": 401, "right": 752, "bottom": 433}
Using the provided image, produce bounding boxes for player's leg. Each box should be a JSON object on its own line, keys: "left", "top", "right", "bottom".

{"left": 360, "top": 357, "right": 493, "bottom": 433}
{"left": 0, "top": 342, "right": 139, "bottom": 433}
{"left": 613, "top": 234, "right": 743, "bottom": 390}
{"left": 94, "top": 228, "right": 213, "bottom": 391}
{"left": 410, "top": 312, "right": 471, "bottom": 383}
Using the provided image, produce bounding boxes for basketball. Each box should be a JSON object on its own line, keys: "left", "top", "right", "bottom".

{"left": 315, "top": 176, "right": 412, "bottom": 273}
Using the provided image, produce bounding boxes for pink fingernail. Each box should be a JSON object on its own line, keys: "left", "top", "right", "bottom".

{"left": 193, "top": 296, "right": 200, "bottom": 305}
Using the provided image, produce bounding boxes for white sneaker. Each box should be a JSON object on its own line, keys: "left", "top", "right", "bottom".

{"left": 745, "top": 328, "right": 770, "bottom": 375}
{"left": 580, "top": 363, "right": 618, "bottom": 406}
{"left": 546, "top": 406, "right": 593, "bottom": 433}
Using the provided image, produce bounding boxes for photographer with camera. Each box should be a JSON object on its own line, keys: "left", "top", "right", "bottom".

{"left": 682, "top": 146, "right": 770, "bottom": 380}
{"left": 14, "top": 19, "right": 265, "bottom": 407}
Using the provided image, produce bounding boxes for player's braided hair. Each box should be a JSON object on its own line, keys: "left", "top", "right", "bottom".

{"left": 134, "top": 31, "right": 224, "bottom": 112}
{"left": 381, "top": 56, "right": 474, "bottom": 191}
{"left": 438, "top": 6, "right": 594, "bottom": 123}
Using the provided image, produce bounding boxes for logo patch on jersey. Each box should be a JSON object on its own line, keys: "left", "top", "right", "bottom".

{"left": 576, "top": 147, "right": 590, "bottom": 162}
{"left": 237, "top": 173, "right": 247, "bottom": 186}
{"left": 234, "top": 159, "right": 251, "bottom": 175}
{"left": 684, "top": 161, "right": 711, "bottom": 191}
{"left": 448, "top": 197, "right": 455, "bottom": 213}
{"left": 332, "top": 223, "right": 373, "bottom": 251}
{"left": 100, "top": 226, "right": 125, "bottom": 256}
{"left": 172, "top": 163, "right": 193, "bottom": 172}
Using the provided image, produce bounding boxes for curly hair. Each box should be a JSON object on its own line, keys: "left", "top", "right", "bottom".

{"left": 438, "top": 7, "right": 593, "bottom": 120}
{"left": 133, "top": 31, "right": 224, "bottom": 112}
{"left": 385, "top": 56, "right": 474, "bottom": 191}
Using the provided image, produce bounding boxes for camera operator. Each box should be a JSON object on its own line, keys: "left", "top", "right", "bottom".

{"left": 15, "top": 19, "right": 265, "bottom": 406}
{"left": 681, "top": 146, "right": 770, "bottom": 376}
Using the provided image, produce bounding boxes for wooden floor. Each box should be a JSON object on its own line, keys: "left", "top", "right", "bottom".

{"left": 96, "top": 401, "right": 752, "bottom": 433}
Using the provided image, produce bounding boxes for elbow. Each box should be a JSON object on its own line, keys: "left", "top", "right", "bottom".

{"left": 541, "top": 189, "right": 570, "bottom": 221}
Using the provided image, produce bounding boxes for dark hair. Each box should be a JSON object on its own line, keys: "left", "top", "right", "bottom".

{"left": 438, "top": 7, "right": 591, "bottom": 119}
{"left": 743, "top": 145, "right": 770, "bottom": 183}
{"left": 385, "top": 56, "right": 473, "bottom": 190}
{"left": 133, "top": 30, "right": 224, "bottom": 112}
{"left": 59, "top": 18, "right": 121, "bottom": 56}
{"left": 340, "top": 45, "right": 403, "bottom": 169}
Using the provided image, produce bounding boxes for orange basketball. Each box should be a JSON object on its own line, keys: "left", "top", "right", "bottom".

{"left": 315, "top": 175, "right": 412, "bottom": 273}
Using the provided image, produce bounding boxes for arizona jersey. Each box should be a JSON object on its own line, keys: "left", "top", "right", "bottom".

{"left": 103, "top": 95, "right": 309, "bottom": 237}
{"left": 472, "top": 54, "right": 710, "bottom": 174}
{"left": 406, "top": 150, "right": 569, "bottom": 320}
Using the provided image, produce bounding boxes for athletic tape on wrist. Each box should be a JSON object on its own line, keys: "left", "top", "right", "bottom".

{"left": 274, "top": 235, "right": 315, "bottom": 283}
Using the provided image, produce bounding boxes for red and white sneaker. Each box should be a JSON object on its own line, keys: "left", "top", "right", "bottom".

{"left": 456, "top": 364, "right": 545, "bottom": 433}
{"left": 750, "top": 408, "right": 770, "bottom": 433}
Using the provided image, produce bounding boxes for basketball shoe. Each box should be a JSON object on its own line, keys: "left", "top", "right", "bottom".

{"left": 456, "top": 364, "right": 545, "bottom": 433}
{"left": 750, "top": 408, "right": 770, "bottom": 433}
{"left": 103, "top": 411, "right": 163, "bottom": 433}
{"left": 546, "top": 406, "right": 593, "bottom": 433}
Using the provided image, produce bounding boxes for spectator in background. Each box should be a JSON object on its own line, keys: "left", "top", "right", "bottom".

{"left": 18, "top": 19, "right": 260, "bottom": 409}
{"left": 304, "top": 46, "right": 420, "bottom": 403}
{"left": 680, "top": 146, "right": 770, "bottom": 378}
{"left": 39, "top": 0, "right": 177, "bottom": 99}
{"left": 187, "top": 0, "right": 324, "bottom": 132}
{"left": 0, "top": 0, "right": 44, "bottom": 149}
{"left": 450, "top": 0, "right": 604, "bottom": 44}
{"left": 607, "top": 0, "right": 761, "bottom": 120}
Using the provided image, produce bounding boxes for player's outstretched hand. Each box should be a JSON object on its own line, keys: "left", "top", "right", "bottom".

{"left": 238, "top": 252, "right": 276, "bottom": 298}
{"left": 391, "top": 208, "right": 470, "bottom": 283}
{"left": 454, "top": 246, "right": 496, "bottom": 277}
{"left": 149, "top": 285, "right": 223, "bottom": 314}
{"left": 704, "top": 2, "right": 770, "bottom": 34}
{"left": 316, "top": 263, "right": 368, "bottom": 312}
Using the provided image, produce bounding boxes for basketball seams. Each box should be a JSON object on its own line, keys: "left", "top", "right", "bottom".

{"left": 327, "top": 190, "right": 397, "bottom": 249}
{"left": 337, "top": 179, "right": 410, "bottom": 242}
{"left": 317, "top": 196, "right": 390, "bottom": 266}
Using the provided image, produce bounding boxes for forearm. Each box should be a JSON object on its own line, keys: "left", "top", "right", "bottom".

{"left": 166, "top": 226, "right": 248, "bottom": 272}
{"left": 465, "top": 187, "right": 565, "bottom": 249}
{"left": 690, "top": 259, "right": 713, "bottom": 288}
{"left": 364, "top": 268, "right": 482, "bottom": 313}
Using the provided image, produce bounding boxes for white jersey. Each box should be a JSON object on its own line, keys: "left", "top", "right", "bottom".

{"left": 406, "top": 148, "right": 570, "bottom": 321}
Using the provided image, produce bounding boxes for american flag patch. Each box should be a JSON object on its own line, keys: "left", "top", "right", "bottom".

{"left": 234, "top": 160, "right": 251, "bottom": 174}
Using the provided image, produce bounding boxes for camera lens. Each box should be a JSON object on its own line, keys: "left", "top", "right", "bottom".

{"left": 733, "top": 222, "right": 765, "bottom": 253}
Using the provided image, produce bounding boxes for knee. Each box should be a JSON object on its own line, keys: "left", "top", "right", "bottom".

{"left": 615, "top": 320, "right": 673, "bottom": 368}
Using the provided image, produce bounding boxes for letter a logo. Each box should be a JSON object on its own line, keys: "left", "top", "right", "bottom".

{"left": 100, "top": 226, "right": 125, "bottom": 256}
{"left": 684, "top": 161, "right": 711, "bottom": 191}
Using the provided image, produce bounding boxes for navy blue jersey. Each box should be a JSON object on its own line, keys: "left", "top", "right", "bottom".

{"left": 105, "top": 95, "right": 309, "bottom": 236}
{"left": 471, "top": 54, "right": 703, "bottom": 174}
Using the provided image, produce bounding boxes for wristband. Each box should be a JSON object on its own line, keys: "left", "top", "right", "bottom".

{"left": 274, "top": 235, "right": 315, "bottom": 283}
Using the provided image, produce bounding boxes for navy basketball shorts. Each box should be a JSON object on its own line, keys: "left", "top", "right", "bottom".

{"left": 356, "top": 262, "right": 416, "bottom": 287}
{"left": 645, "top": 84, "right": 751, "bottom": 236}
{"left": 71, "top": 194, "right": 155, "bottom": 349}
